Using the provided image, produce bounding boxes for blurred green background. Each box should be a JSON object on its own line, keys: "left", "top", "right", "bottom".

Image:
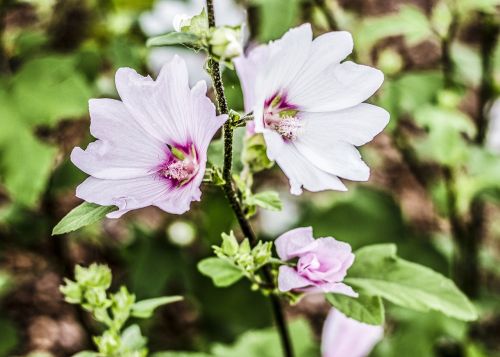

{"left": 0, "top": 0, "right": 499, "bottom": 356}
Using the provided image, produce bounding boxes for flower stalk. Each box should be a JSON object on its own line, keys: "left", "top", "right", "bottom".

{"left": 205, "top": 1, "right": 294, "bottom": 356}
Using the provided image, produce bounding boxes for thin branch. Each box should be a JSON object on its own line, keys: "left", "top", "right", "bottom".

{"left": 205, "top": 2, "right": 294, "bottom": 356}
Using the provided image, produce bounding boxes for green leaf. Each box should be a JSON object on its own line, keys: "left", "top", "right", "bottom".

{"left": 146, "top": 32, "right": 200, "bottom": 47}
{"left": 131, "top": 296, "right": 183, "bottom": 319}
{"left": 414, "top": 105, "right": 474, "bottom": 166}
{"left": 52, "top": 202, "right": 116, "bottom": 235}
{"left": 326, "top": 293, "right": 385, "bottom": 326}
{"left": 247, "top": 191, "right": 282, "bottom": 211}
{"left": 120, "top": 324, "right": 147, "bottom": 351}
{"left": 357, "top": 5, "right": 433, "bottom": 51}
{"left": 12, "top": 56, "right": 92, "bottom": 126}
{"left": 253, "top": 0, "right": 301, "bottom": 42}
{"left": 197, "top": 257, "right": 244, "bottom": 287}
{"left": 345, "top": 244, "right": 478, "bottom": 321}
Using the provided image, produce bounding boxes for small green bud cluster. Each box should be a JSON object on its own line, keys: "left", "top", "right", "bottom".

{"left": 174, "top": 9, "right": 243, "bottom": 64}
{"left": 214, "top": 231, "right": 273, "bottom": 273}
{"left": 61, "top": 264, "right": 182, "bottom": 357}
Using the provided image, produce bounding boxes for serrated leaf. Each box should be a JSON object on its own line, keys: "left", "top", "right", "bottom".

{"left": 345, "top": 244, "right": 477, "bottom": 321}
{"left": 147, "top": 32, "right": 199, "bottom": 47}
{"left": 52, "top": 202, "right": 116, "bottom": 235}
{"left": 326, "top": 293, "right": 385, "bottom": 326}
{"left": 131, "top": 296, "right": 183, "bottom": 319}
{"left": 197, "top": 257, "right": 244, "bottom": 287}
{"left": 247, "top": 191, "right": 282, "bottom": 211}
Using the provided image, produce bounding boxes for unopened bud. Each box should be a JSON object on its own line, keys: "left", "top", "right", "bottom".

{"left": 209, "top": 26, "right": 243, "bottom": 60}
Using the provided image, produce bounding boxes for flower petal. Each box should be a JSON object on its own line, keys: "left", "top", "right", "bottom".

{"left": 302, "top": 103, "right": 389, "bottom": 146}
{"left": 275, "top": 227, "right": 315, "bottom": 260}
{"left": 321, "top": 309, "right": 383, "bottom": 357}
{"left": 252, "top": 24, "right": 313, "bottom": 132}
{"left": 273, "top": 143, "right": 347, "bottom": 195}
{"left": 287, "top": 31, "right": 353, "bottom": 93}
{"left": 294, "top": 134, "right": 370, "bottom": 182}
{"left": 71, "top": 99, "right": 165, "bottom": 180}
{"left": 255, "top": 23, "right": 312, "bottom": 102}
{"left": 304, "top": 282, "right": 358, "bottom": 297}
{"left": 115, "top": 55, "right": 192, "bottom": 145}
{"left": 287, "top": 61, "right": 384, "bottom": 113}
{"left": 76, "top": 175, "right": 170, "bottom": 218}
{"left": 234, "top": 44, "right": 270, "bottom": 113}
{"left": 277, "top": 266, "right": 312, "bottom": 292}
{"left": 76, "top": 173, "right": 203, "bottom": 218}
{"left": 189, "top": 80, "right": 228, "bottom": 150}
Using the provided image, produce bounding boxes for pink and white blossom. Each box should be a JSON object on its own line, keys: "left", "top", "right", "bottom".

{"left": 235, "top": 24, "right": 389, "bottom": 194}
{"left": 275, "top": 227, "right": 356, "bottom": 296}
{"left": 321, "top": 309, "right": 384, "bottom": 357}
{"left": 71, "top": 56, "right": 227, "bottom": 218}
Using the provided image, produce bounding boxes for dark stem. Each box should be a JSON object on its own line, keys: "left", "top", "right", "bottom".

{"left": 474, "top": 13, "right": 498, "bottom": 145}
{"left": 205, "top": 1, "right": 294, "bottom": 356}
{"left": 313, "top": 0, "right": 338, "bottom": 31}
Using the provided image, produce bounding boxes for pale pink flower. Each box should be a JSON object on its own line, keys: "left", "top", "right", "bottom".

{"left": 71, "top": 56, "right": 227, "bottom": 218}
{"left": 321, "top": 309, "right": 384, "bottom": 357}
{"left": 234, "top": 24, "right": 389, "bottom": 194}
{"left": 276, "top": 227, "right": 356, "bottom": 296}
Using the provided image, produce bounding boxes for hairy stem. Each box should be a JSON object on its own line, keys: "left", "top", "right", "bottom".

{"left": 205, "top": 1, "right": 294, "bottom": 356}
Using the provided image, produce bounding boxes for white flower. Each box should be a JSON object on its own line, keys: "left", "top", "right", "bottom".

{"left": 235, "top": 24, "right": 389, "bottom": 194}
{"left": 71, "top": 57, "right": 227, "bottom": 218}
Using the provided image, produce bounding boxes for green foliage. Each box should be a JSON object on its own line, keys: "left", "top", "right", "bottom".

{"left": 241, "top": 133, "right": 274, "bottom": 173}
{"left": 345, "top": 244, "right": 477, "bottom": 321}
{"left": 252, "top": 0, "right": 301, "bottom": 42}
{"left": 0, "top": 55, "right": 92, "bottom": 208}
{"left": 414, "top": 105, "right": 475, "bottom": 167}
{"left": 11, "top": 56, "right": 92, "bottom": 126}
{"left": 52, "top": 202, "right": 117, "bottom": 235}
{"left": 197, "top": 257, "right": 245, "bottom": 287}
{"left": 61, "top": 264, "right": 182, "bottom": 356}
{"left": 0, "top": 318, "right": 18, "bottom": 357}
{"left": 356, "top": 5, "right": 434, "bottom": 53}
{"left": 211, "top": 318, "right": 317, "bottom": 357}
{"left": 326, "top": 293, "right": 385, "bottom": 326}
{"left": 131, "top": 296, "right": 183, "bottom": 319}
{"left": 199, "top": 232, "right": 273, "bottom": 289}
{"left": 147, "top": 33, "right": 200, "bottom": 47}
{"left": 245, "top": 191, "right": 283, "bottom": 212}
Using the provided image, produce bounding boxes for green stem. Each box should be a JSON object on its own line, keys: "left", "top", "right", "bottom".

{"left": 205, "top": 1, "right": 294, "bottom": 356}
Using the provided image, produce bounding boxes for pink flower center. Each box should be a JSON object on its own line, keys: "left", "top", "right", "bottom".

{"left": 297, "top": 253, "right": 321, "bottom": 274}
{"left": 161, "top": 144, "right": 199, "bottom": 186}
{"left": 264, "top": 94, "right": 302, "bottom": 141}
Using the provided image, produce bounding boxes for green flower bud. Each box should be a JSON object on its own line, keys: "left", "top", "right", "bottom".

{"left": 60, "top": 279, "right": 82, "bottom": 304}
{"left": 221, "top": 231, "right": 239, "bottom": 256}
{"left": 84, "top": 287, "right": 110, "bottom": 309}
{"left": 252, "top": 241, "right": 272, "bottom": 266}
{"left": 95, "top": 330, "right": 120, "bottom": 355}
{"left": 75, "top": 263, "right": 112, "bottom": 290}
{"left": 209, "top": 26, "right": 243, "bottom": 60}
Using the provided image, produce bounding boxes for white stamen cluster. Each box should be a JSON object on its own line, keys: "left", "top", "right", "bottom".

{"left": 275, "top": 116, "right": 302, "bottom": 140}
{"left": 163, "top": 161, "right": 195, "bottom": 182}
